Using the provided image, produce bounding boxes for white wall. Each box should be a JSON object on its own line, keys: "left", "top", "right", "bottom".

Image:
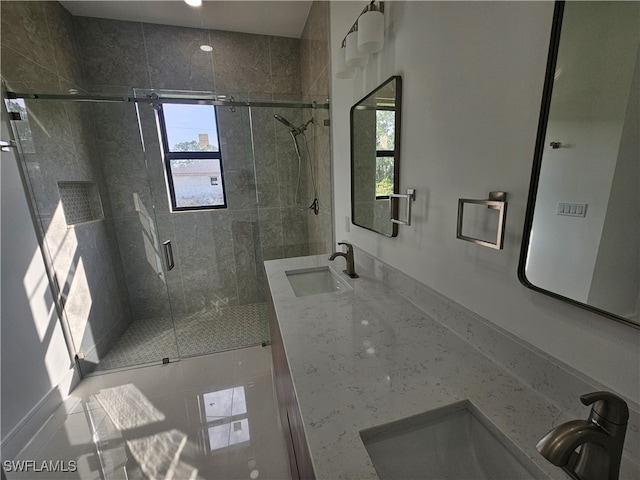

{"left": 527, "top": 119, "right": 622, "bottom": 301}
{"left": 588, "top": 45, "right": 640, "bottom": 319}
{"left": 330, "top": 1, "right": 640, "bottom": 402}
{"left": 1, "top": 101, "right": 77, "bottom": 456}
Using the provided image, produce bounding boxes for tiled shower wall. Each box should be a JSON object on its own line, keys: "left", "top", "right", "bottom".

{"left": 72, "top": 15, "right": 314, "bottom": 318}
{"left": 301, "top": 1, "right": 334, "bottom": 254}
{"left": 0, "top": 1, "right": 134, "bottom": 364}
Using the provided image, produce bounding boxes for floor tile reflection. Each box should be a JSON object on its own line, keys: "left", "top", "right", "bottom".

{"left": 8, "top": 346, "right": 291, "bottom": 480}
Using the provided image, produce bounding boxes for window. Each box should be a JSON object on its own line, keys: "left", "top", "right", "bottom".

{"left": 375, "top": 109, "right": 395, "bottom": 198}
{"left": 157, "top": 103, "right": 227, "bottom": 211}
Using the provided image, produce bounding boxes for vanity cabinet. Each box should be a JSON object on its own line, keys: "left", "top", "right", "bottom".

{"left": 267, "top": 288, "right": 315, "bottom": 480}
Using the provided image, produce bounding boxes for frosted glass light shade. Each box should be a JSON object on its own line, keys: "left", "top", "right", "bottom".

{"left": 334, "top": 47, "right": 355, "bottom": 79}
{"left": 345, "top": 31, "right": 369, "bottom": 68}
{"left": 357, "top": 10, "right": 384, "bottom": 54}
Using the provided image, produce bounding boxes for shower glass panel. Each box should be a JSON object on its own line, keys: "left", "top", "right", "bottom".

{"left": 133, "top": 89, "right": 328, "bottom": 358}
{"left": 5, "top": 92, "right": 180, "bottom": 374}
{"left": 135, "top": 90, "right": 272, "bottom": 358}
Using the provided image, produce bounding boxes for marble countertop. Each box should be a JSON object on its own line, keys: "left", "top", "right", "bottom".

{"left": 265, "top": 255, "right": 571, "bottom": 480}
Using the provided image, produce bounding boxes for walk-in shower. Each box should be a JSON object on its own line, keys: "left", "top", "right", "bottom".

{"left": 4, "top": 87, "right": 330, "bottom": 375}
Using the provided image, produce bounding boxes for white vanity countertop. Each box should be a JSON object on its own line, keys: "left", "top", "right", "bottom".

{"left": 265, "top": 255, "right": 571, "bottom": 480}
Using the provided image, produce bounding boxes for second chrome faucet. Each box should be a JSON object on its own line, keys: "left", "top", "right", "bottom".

{"left": 536, "top": 391, "right": 629, "bottom": 480}
{"left": 329, "top": 242, "right": 359, "bottom": 278}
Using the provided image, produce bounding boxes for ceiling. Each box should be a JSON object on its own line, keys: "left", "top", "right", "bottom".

{"left": 59, "top": 1, "right": 313, "bottom": 38}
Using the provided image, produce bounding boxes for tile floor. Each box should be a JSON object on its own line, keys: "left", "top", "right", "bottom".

{"left": 93, "top": 304, "right": 270, "bottom": 373}
{"left": 7, "top": 346, "right": 292, "bottom": 480}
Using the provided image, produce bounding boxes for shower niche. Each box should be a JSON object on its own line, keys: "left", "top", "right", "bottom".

{"left": 58, "top": 181, "right": 104, "bottom": 226}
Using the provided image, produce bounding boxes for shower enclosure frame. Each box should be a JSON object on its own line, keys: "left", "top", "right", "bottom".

{"left": 6, "top": 90, "right": 329, "bottom": 110}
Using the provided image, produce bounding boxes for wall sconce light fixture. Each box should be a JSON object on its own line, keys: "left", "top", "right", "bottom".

{"left": 335, "top": 40, "right": 356, "bottom": 79}
{"left": 346, "top": 27, "right": 369, "bottom": 68}
{"left": 335, "top": 1, "right": 385, "bottom": 78}
{"left": 358, "top": 3, "right": 385, "bottom": 53}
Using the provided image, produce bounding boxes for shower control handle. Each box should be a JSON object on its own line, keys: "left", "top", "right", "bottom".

{"left": 163, "top": 240, "right": 175, "bottom": 271}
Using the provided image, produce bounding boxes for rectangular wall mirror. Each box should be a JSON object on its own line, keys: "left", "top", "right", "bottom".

{"left": 351, "top": 75, "right": 402, "bottom": 237}
{"left": 519, "top": 1, "right": 639, "bottom": 329}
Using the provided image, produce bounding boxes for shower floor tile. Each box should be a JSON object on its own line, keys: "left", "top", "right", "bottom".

{"left": 94, "top": 303, "right": 270, "bottom": 372}
{"left": 8, "top": 347, "right": 291, "bottom": 480}
{"left": 92, "top": 317, "right": 179, "bottom": 372}
{"left": 175, "top": 303, "right": 270, "bottom": 358}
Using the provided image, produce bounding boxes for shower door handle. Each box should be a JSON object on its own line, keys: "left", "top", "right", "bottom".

{"left": 163, "top": 240, "right": 175, "bottom": 271}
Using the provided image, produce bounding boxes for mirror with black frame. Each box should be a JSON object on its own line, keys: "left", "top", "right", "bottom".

{"left": 351, "top": 75, "right": 402, "bottom": 237}
{"left": 519, "top": 1, "right": 639, "bottom": 328}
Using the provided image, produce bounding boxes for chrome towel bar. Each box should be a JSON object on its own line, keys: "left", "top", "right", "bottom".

{"left": 456, "top": 191, "right": 508, "bottom": 250}
{"left": 390, "top": 188, "right": 416, "bottom": 226}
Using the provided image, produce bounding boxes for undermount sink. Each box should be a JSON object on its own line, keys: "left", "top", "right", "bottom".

{"left": 285, "top": 266, "right": 352, "bottom": 297}
{"left": 360, "top": 400, "right": 546, "bottom": 480}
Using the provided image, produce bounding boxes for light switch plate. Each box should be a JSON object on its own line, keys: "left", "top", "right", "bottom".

{"left": 557, "top": 202, "right": 587, "bottom": 217}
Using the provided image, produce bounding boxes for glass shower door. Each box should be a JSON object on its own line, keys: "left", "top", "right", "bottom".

{"left": 5, "top": 92, "right": 180, "bottom": 374}
{"left": 135, "top": 91, "right": 271, "bottom": 358}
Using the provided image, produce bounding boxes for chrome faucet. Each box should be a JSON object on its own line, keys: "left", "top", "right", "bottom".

{"left": 329, "top": 242, "right": 359, "bottom": 278}
{"left": 536, "top": 391, "right": 629, "bottom": 480}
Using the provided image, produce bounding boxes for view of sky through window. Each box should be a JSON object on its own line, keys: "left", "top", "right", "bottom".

{"left": 163, "top": 104, "right": 219, "bottom": 152}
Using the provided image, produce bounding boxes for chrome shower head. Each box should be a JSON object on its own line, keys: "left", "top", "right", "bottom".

{"left": 274, "top": 114, "right": 314, "bottom": 136}
{"left": 274, "top": 114, "right": 298, "bottom": 131}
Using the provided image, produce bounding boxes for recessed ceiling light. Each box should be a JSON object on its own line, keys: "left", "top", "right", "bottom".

{"left": 200, "top": 45, "right": 213, "bottom": 52}
{"left": 184, "top": 0, "right": 202, "bottom": 7}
